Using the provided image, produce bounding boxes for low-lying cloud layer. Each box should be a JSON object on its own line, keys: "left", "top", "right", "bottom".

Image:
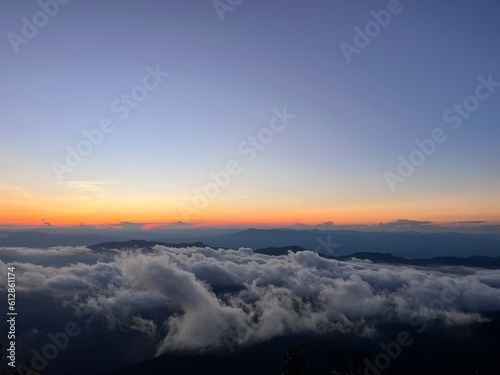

{"left": 1, "top": 245, "right": 499, "bottom": 355}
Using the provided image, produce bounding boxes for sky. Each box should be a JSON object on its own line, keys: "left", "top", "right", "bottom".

{"left": 1, "top": 0, "right": 499, "bottom": 228}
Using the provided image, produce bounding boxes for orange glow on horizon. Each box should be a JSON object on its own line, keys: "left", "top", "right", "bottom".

{"left": 2, "top": 187, "right": 499, "bottom": 229}
{"left": 2, "top": 212, "right": 499, "bottom": 229}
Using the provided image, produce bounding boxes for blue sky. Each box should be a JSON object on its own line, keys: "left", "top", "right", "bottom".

{"left": 0, "top": 0, "right": 499, "bottom": 226}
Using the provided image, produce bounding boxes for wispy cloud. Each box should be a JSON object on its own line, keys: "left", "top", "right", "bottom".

{"left": 0, "top": 184, "right": 32, "bottom": 198}
{"left": 378, "top": 219, "right": 434, "bottom": 229}
{"left": 52, "top": 180, "right": 120, "bottom": 206}
{"left": 56, "top": 180, "right": 119, "bottom": 194}
{"left": 445, "top": 221, "right": 488, "bottom": 225}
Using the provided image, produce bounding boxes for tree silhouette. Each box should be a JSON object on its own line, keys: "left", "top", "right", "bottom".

{"left": 281, "top": 342, "right": 309, "bottom": 375}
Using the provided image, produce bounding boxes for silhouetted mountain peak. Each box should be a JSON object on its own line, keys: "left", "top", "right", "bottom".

{"left": 88, "top": 240, "right": 210, "bottom": 252}
{"left": 254, "top": 245, "right": 308, "bottom": 256}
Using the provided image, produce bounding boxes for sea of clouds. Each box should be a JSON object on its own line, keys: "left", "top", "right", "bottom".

{"left": 1, "top": 245, "right": 499, "bottom": 356}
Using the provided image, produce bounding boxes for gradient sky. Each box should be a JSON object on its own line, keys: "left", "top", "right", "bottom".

{"left": 1, "top": 0, "right": 499, "bottom": 228}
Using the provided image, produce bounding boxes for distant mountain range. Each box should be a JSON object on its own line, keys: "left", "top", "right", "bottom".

{"left": 194, "top": 228, "right": 500, "bottom": 258}
{"left": 254, "top": 245, "right": 500, "bottom": 269}
{"left": 3, "top": 228, "right": 500, "bottom": 258}
{"left": 85, "top": 241, "right": 500, "bottom": 269}
{"left": 88, "top": 240, "right": 211, "bottom": 252}
{"left": 254, "top": 245, "right": 307, "bottom": 256}
{"left": 335, "top": 252, "right": 500, "bottom": 269}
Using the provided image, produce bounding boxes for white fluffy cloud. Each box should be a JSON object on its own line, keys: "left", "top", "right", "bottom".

{"left": 1, "top": 246, "right": 499, "bottom": 355}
